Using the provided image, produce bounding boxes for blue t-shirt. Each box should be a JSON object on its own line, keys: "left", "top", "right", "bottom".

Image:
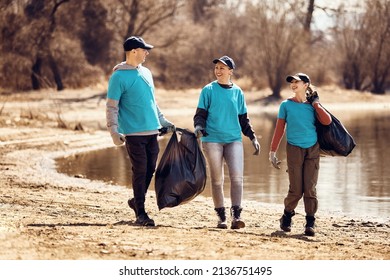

{"left": 107, "top": 66, "right": 160, "bottom": 134}
{"left": 197, "top": 81, "right": 247, "bottom": 143}
{"left": 278, "top": 99, "right": 317, "bottom": 148}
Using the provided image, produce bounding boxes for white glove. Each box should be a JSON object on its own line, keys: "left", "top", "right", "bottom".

{"left": 194, "top": 125, "right": 204, "bottom": 138}
{"left": 159, "top": 116, "right": 175, "bottom": 133}
{"left": 252, "top": 138, "right": 260, "bottom": 155}
{"left": 108, "top": 125, "right": 125, "bottom": 146}
{"left": 269, "top": 151, "right": 281, "bottom": 169}
{"left": 111, "top": 132, "right": 125, "bottom": 146}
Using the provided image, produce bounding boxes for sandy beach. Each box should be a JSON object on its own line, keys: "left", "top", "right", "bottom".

{"left": 0, "top": 86, "right": 389, "bottom": 261}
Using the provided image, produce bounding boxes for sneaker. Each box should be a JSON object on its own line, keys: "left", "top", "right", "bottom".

{"left": 135, "top": 213, "right": 155, "bottom": 227}
{"left": 280, "top": 210, "right": 295, "bottom": 232}
{"left": 127, "top": 198, "right": 137, "bottom": 216}
{"left": 230, "top": 206, "right": 245, "bottom": 229}
{"left": 304, "top": 216, "right": 316, "bottom": 236}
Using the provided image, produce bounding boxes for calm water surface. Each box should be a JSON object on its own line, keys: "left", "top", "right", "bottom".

{"left": 56, "top": 108, "right": 390, "bottom": 220}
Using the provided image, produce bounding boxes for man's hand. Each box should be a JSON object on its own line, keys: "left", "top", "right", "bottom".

{"left": 111, "top": 132, "right": 125, "bottom": 146}
{"left": 165, "top": 124, "right": 176, "bottom": 133}
{"left": 159, "top": 125, "right": 175, "bottom": 136}
{"left": 252, "top": 138, "right": 260, "bottom": 156}
{"left": 194, "top": 125, "right": 206, "bottom": 138}
{"left": 158, "top": 117, "right": 175, "bottom": 135}
{"left": 269, "top": 151, "right": 281, "bottom": 169}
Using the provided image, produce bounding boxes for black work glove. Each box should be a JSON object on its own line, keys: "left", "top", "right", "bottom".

{"left": 306, "top": 87, "right": 319, "bottom": 104}
{"left": 158, "top": 125, "right": 175, "bottom": 136}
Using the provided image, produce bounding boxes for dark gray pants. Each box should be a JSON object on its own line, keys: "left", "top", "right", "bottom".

{"left": 125, "top": 134, "right": 159, "bottom": 212}
{"left": 284, "top": 142, "right": 320, "bottom": 216}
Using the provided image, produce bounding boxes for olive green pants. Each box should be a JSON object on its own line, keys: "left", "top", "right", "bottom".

{"left": 284, "top": 142, "right": 320, "bottom": 216}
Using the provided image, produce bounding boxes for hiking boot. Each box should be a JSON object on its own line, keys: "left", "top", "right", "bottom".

{"left": 230, "top": 205, "right": 245, "bottom": 229}
{"left": 280, "top": 210, "right": 295, "bottom": 232}
{"left": 304, "top": 215, "right": 316, "bottom": 236}
{"left": 215, "top": 207, "right": 228, "bottom": 229}
{"left": 127, "top": 198, "right": 137, "bottom": 216}
{"left": 135, "top": 212, "right": 155, "bottom": 227}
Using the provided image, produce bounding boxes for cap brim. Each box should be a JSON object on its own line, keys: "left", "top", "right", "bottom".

{"left": 286, "top": 75, "right": 301, "bottom": 83}
{"left": 213, "top": 59, "right": 227, "bottom": 66}
{"left": 142, "top": 43, "right": 154, "bottom": 50}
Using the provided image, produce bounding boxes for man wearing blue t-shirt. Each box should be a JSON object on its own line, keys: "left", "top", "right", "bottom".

{"left": 106, "top": 36, "right": 174, "bottom": 226}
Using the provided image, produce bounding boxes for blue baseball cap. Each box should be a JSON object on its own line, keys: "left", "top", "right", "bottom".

{"left": 213, "top": 55, "right": 235, "bottom": 69}
{"left": 286, "top": 73, "right": 311, "bottom": 84}
{"left": 123, "top": 36, "right": 154, "bottom": 51}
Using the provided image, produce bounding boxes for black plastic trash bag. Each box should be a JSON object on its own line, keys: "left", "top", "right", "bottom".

{"left": 155, "top": 128, "right": 207, "bottom": 210}
{"left": 315, "top": 109, "right": 356, "bottom": 157}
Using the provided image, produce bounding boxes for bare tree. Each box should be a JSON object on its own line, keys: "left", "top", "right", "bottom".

{"left": 289, "top": 0, "right": 325, "bottom": 43}
{"left": 0, "top": 1, "right": 30, "bottom": 90}
{"left": 189, "top": 0, "right": 225, "bottom": 23}
{"left": 304, "top": 0, "right": 315, "bottom": 32}
{"left": 105, "top": 0, "right": 184, "bottom": 45}
{"left": 148, "top": 0, "right": 233, "bottom": 89}
{"left": 79, "top": 0, "right": 113, "bottom": 69}
{"left": 334, "top": 3, "right": 371, "bottom": 90}
{"left": 25, "top": 0, "right": 70, "bottom": 90}
{"left": 334, "top": 0, "right": 390, "bottom": 94}
{"left": 364, "top": 0, "right": 390, "bottom": 94}
{"left": 245, "top": 0, "right": 305, "bottom": 100}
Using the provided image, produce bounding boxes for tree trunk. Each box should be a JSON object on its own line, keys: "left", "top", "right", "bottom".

{"left": 304, "top": 0, "right": 315, "bottom": 32}
{"left": 271, "top": 85, "right": 282, "bottom": 100}
{"left": 31, "top": 56, "right": 42, "bottom": 90}
{"left": 48, "top": 53, "right": 64, "bottom": 91}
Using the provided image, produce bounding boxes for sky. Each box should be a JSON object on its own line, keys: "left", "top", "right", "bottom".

{"left": 312, "top": 0, "right": 366, "bottom": 30}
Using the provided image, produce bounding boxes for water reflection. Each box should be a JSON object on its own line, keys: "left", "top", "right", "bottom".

{"left": 56, "top": 109, "right": 390, "bottom": 219}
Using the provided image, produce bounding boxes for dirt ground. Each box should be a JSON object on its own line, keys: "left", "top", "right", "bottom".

{"left": 0, "top": 86, "right": 389, "bottom": 261}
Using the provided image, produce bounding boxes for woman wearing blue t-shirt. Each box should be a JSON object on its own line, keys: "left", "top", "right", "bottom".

{"left": 193, "top": 56, "right": 260, "bottom": 229}
{"left": 269, "top": 73, "right": 331, "bottom": 236}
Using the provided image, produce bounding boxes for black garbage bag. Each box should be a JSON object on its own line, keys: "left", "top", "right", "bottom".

{"left": 316, "top": 109, "right": 356, "bottom": 157}
{"left": 155, "top": 128, "right": 207, "bottom": 210}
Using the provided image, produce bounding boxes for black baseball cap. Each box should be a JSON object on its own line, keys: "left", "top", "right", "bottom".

{"left": 123, "top": 36, "right": 154, "bottom": 51}
{"left": 213, "top": 55, "right": 235, "bottom": 69}
{"left": 286, "top": 73, "right": 310, "bottom": 84}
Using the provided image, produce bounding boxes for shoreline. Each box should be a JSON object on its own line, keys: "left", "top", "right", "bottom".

{"left": 53, "top": 142, "right": 388, "bottom": 224}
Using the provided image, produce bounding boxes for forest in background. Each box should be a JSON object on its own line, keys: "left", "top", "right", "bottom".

{"left": 0, "top": 0, "right": 389, "bottom": 99}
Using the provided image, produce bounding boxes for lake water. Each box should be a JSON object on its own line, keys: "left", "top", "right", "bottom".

{"left": 56, "top": 107, "right": 390, "bottom": 220}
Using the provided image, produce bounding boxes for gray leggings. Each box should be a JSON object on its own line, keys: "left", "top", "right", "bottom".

{"left": 202, "top": 141, "right": 244, "bottom": 208}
